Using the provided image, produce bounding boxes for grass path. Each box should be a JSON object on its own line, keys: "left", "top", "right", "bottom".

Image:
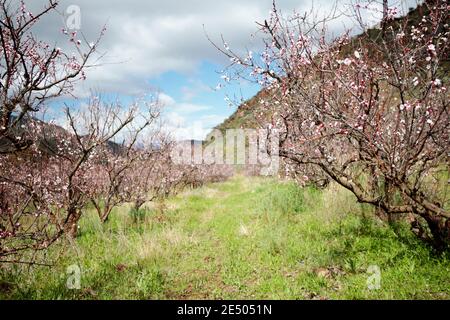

{"left": 1, "top": 176, "right": 449, "bottom": 299}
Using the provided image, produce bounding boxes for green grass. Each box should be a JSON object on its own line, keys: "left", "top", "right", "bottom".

{"left": 1, "top": 176, "right": 449, "bottom": 300}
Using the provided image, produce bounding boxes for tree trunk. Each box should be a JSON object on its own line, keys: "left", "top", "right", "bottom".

{"left": 131, "top": 199, "right": 146, "bottom": 223}
{"left": 100, "top": 205, "right": 113, "bottom": 224}
{"left": 381, "top": 0, "right": 389, "bottom": 37}
{"left": 423, "top": 214, "right": 450, "bottom": 252}
{"left": 368, "top": 166, "right": 388, "bottom": 221}
{"left": 64, "top": 208, "right": 82, "bottom": 238}
{"left": 134, "top": 199, "right": 145, "bottom": 211}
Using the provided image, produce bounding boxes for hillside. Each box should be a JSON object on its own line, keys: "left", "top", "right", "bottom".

{"left": 0, "top": 115, "right": 124, "bottom": 155}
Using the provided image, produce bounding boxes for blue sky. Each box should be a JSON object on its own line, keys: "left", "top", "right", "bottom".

{"left": 48, "top": 60, "right": 260, "bottom": 141}
{"left": 150, "top": 61, "right": 259, "bottom": 139}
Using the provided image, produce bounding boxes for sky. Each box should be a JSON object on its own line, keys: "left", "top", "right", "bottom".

{"left": 23, "top": 0, "right": 419, "bottom": 140}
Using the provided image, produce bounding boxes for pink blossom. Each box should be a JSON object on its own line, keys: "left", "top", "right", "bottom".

{"left": 432, "top": 79, "right": 442, "bottom": 87}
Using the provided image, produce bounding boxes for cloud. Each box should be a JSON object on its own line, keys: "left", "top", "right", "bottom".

{"left": 162, "top": 111, "right": 209, "bottom": 141}
{"left": 158, "top": 93, "right": 176, "bottom": 107}
{"left": 21, "top": 0, "right": 342, "bottom": 97}
{"left": 158, "top": 93, "right": 210, "bottom": 113}
{"left": 165, "top": 111, "right": 186, "bottom": 127}
{"left": 19, "top": 0, "right": 418, "bottom": 139}
{"left": 22, "top": 0, "right": 418, "bottom": 99}
{"left": 156, "top": 93, "right": 217, "bottom": 140}
{"left": 162, "top": 107, "right": 227, "bottom": 141}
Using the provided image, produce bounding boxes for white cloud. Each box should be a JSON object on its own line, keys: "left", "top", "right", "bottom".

{"left": 22, "top": 0, "right": 418, "bottom": 98}
{"left": 157, "top": 93, "right": 218, "bottom": 140}
{"left": 158, "top": 93, "right": 176, "bottom": 107}
{"left": 158, "top": 93, "right": 211, "bottom": 114}
{"left": 162, "top": 109, "right": 227, "bottom": 141}
{"left": 162, "top": 112, "right": 207, "bottom": 141}
{"left": 165, "top": 111, "right": 186, "bottom": 127}
{"left": 23, "top": 0, "right": 340, "bottom": 97}
{"left": 21, "top": 0, "right": 418, "bottom": 138}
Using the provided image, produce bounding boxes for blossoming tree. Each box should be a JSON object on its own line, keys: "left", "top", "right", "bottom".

{"left": 0, "top": 0, "right": 103, "bottom": 154}
{"left": 0, "top": 0, "right": 106, "bottom": 262}
{"left": 213, "top": 0, "right": 449, "bottom": 250}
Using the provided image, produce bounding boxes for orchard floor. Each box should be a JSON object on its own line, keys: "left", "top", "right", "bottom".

{"left": 1, "top": 176, "right": 449, "bottom": 299}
